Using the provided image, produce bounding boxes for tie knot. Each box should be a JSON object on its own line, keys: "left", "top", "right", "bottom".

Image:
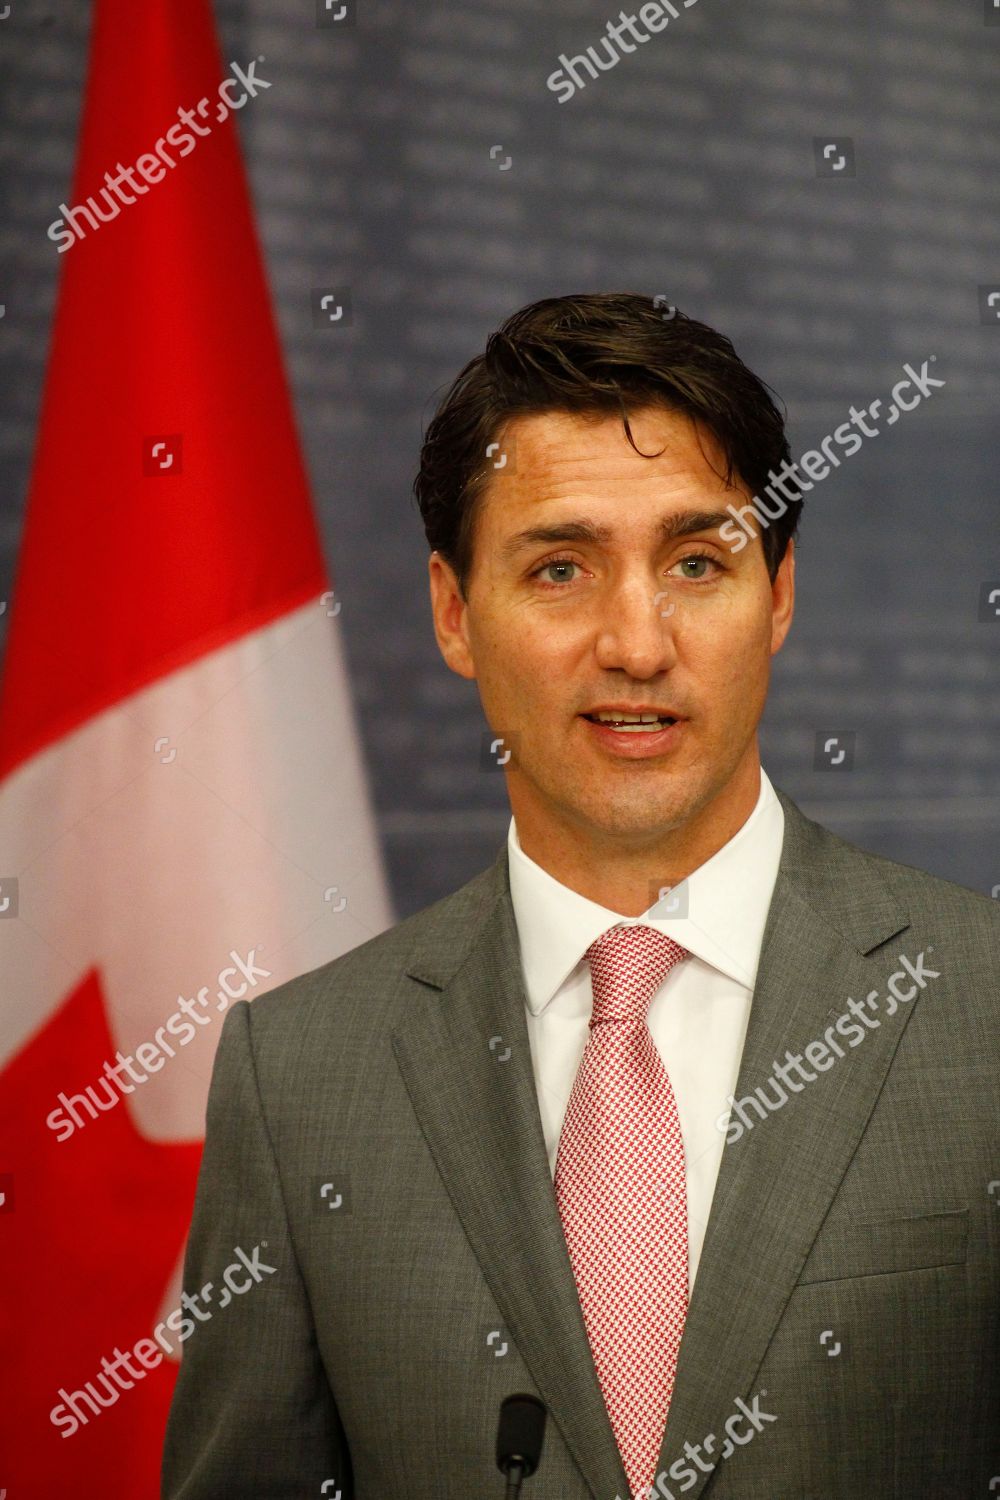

{"left": 585, "top": 923, "right": 689, "bottom": 1027}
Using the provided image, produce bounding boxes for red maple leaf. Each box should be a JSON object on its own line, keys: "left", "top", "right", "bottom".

{"left": 0, "top": 971, "right": 202, "bottom": 1497}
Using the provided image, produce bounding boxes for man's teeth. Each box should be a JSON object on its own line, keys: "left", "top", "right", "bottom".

{"left": 589, "top": 712, "right": 675, "bottom": 731}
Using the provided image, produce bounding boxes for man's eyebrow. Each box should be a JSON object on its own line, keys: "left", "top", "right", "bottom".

{"left": 498, "top": 509, "right": 737, "bottom": 563}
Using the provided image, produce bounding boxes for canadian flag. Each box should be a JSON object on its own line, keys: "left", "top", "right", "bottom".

{"left": 0, "top": 0, "right": 393, "bottom": 1493}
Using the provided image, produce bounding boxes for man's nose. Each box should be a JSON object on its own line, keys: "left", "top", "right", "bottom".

{"left": 593, "top": 577, "right": 679, "bottom": 676}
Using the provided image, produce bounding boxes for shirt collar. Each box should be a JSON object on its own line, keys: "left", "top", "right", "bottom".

{"left": 507, "top": 766, "right": 785, "bottom": 1015}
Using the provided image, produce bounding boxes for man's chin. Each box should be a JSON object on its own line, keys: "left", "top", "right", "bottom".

{"left": 569, "top": 788, "right": 708, "bottom": 846}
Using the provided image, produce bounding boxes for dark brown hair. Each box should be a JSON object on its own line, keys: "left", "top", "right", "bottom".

{"left": 413, "top": 291, "right": 801, "bottom": 598}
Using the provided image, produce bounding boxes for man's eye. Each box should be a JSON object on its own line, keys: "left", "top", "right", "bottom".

{"left": 530, "top": 553, "right": 721, "bottom": 587}
{"left": 531, "top": 558, "right": 580, "bottom": 586}
{"left": 670, "top": 554, "right": 719, "bottom": 580}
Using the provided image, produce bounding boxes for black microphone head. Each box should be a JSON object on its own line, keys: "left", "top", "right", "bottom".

{"left": 496, "top": 1393, "right": 547, "bottom": 1478}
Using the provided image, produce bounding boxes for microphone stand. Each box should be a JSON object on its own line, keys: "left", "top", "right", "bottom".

{"left": 504, "top": 1459, "right": 526, "bottom": 1499}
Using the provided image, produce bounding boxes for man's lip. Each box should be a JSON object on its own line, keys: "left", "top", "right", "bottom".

{"left": 580, "top": 706, "right": 683, "bottom": 718}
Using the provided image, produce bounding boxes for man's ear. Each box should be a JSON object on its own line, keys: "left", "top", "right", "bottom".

{"left": 770, "top": 538, "right": 795, "bottom": 656}
{"left": 428, "top": 551, "right": 477, "bottom": 680}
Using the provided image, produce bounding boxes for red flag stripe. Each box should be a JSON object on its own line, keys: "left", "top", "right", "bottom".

{"left": 0, "top": 0, "right": 327, "bottom": 784}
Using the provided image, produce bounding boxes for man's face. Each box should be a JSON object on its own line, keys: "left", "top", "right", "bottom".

{"left": 428, "top": 405, "right": 794, "bottom": 855}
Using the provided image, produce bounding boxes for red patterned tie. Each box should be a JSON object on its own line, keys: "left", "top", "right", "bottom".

{"left": 555, "top": 923, "right": 690, "bottom": 1500}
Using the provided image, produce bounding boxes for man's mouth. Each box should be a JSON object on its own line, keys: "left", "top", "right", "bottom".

{"left": 581, "top": 711, "right": 678, "bottom": 734}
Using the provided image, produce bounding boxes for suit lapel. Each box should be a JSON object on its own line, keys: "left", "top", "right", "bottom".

{"left": 392, "top": 849, "right": 630, "bottom": 1500}
{"left": 652, "top": 793, "right": 916, "bottom": 1498}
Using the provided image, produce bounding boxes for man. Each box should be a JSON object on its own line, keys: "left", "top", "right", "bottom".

{"left": 162, "top": 293, "right": 998, "bottom": 1499}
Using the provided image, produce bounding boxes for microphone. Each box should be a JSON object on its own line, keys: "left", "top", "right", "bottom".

{"left": 496, "top": 1393, "right": 547, "bottom": 1497}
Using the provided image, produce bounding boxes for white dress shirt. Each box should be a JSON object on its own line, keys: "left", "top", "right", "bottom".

{"left": 506, "top": 765, "right": 784, "bottom": 1295}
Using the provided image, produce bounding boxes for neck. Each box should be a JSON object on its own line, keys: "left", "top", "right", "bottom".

{"left": 512, "top": 759, "right": 762, "bottom": 916}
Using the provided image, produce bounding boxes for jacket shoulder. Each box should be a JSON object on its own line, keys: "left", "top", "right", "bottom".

{"left": 244, "top": 845, "right": 506, "bottom": 1037}
{"left": 776, "top": 787, "right": 1000, "bottom": 949}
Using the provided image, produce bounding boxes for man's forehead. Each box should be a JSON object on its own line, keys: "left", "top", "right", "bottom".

{"left": 496, "top": 406, "right": 728, "bottom": 482}
{"left": 483, "top": 407, "right": 736, "bottom": 525}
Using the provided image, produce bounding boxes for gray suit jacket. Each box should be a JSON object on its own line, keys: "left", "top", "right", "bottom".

{"left": 162, "top": 789, "right": 999, "bottom": 1499}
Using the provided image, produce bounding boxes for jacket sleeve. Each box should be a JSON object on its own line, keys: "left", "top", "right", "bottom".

{"left": 161, "top": 998, "right": 352, "bottom": 1499}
